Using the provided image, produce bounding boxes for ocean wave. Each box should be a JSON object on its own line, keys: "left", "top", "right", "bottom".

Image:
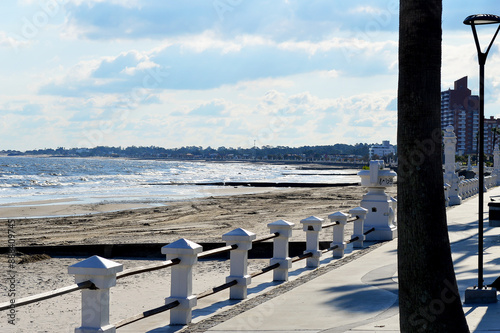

{"left": 0, "top": 156, "right": 359, "bottom": 206}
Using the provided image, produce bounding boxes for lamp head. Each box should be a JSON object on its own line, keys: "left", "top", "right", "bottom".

{"left": 464, "top": 14, "right": 500, "bottom": 25}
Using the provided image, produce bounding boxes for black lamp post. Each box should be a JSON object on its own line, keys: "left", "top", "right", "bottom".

{"left": 464, "top": 14, "right": 500, "bottom": 291}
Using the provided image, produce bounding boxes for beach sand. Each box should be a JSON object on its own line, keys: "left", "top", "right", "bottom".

{"left": 0, "top": 185, "right": 395, "bottom": 246}
{"left": 0, "top": 184, "right": 396, "bottom": 332}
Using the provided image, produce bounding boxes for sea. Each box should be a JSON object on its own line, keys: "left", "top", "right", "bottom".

{"left": 0, "top": 156, "right": 360, "bottom": 209}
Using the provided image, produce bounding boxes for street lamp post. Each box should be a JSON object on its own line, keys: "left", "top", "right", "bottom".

{"left": 464, "top": 14, "right": 500, "bottom": 303}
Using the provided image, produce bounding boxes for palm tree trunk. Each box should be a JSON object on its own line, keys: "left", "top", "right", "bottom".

{"left": 397, "top": 1, "right": 469, "bottom": 331}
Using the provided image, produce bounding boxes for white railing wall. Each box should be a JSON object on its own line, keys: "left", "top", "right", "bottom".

{"left": 443, "top": 125, "right": 500, "bottom": 206}
{"left": 103, "top": 209, "right": 368, "bottom": 330}
{"left": 0, "top": 204, "right": 381, "bottom": 332}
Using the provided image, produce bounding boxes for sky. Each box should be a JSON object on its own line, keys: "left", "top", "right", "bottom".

{"left": 1, "top": 0, "right": 500, "bottom": 151}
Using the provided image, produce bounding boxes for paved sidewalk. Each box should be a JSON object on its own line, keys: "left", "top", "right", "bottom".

{"left": 121, "top": 187, "right": 500, "bottom": 332}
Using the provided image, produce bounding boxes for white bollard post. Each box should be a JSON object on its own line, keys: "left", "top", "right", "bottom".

{"left": 444, "top": 183, "right": 450, "bottom": 207}
{"left": 390, "top": 197, "right": 397, "bottom": 219}
{"left": 162, "top": 238, "right": 202, "bottom": 325}
{"left": 267, "top": 219, "right": 295, "bottom": 281}
{"left": 300, "top": 216, "right": 323, "bottom": 268}
{"left": 349, "top": 207, "right": 369, "bottom": 248}
{"left": 460, "top": 177, "right": 465, "bottom": 198}
{"left": 463, "top": 178, "right": 469, "bottom": 198}
{"left": 222, "top": 228, "right": 256, "bottom": 300}
{"left": 328, "top": 212, "right": 349, "bottom": 258}
{"left": 68, "top": 255, "right": 123, "bottom": 333}
{"left": 443, "top": 125, "right": 462, "bottom": 205}
{"left": 494, "top": 144, "right": 500, "bottom": 185}
{"left": 358, "top": 160, "right": 398, "bottom": 241}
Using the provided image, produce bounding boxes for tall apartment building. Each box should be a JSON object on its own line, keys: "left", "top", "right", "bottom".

{"left": 485, "top": 116, "right": 500, "bottom": 155}
{"left": 441, "top": 76, "right": 499, "bottom": 155}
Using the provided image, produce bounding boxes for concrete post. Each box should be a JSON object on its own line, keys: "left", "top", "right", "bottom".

{"left": 458, "top": 177, "right": 465, "bottom": 198}
{"left": 390, "top": 197, "right": 397, "bottom": 218}
{"left": 443, "top": 125, "right": 462, "bottom": 205}
{"left": 328, "top": 212, "right": 348, "bottom": 258}
{"left": 444, "top": 183, "right": 451, "bottom": 207}
{"left": 68, "top": 255, "right": 123, "bottom": 333}
{"left": 300, "top": 216, "right": 323, "bottom": 268}
{"left": 222, "top": 228, "right": 256, "bottom": 300}
{"left": 349, "top": 207, "right": 368, "bottom": 248}
{"left": 486, "top": 175, "right": 493, "bottom": 189}
{"left": 443, "top": 124, "right": 455, "bottom": 175}
{"left": 162, "top": 238, "right": 202, "bottom": 325}
{"left": 358, "top": 160, "right": 398, "bottom": 241}
{"left": 267, "top": 219, "right": 295, "bottom": 281}
{"left": 494, "top": 144, "right": 500, "bottom": 185}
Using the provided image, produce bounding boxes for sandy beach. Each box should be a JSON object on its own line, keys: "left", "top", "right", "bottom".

{"left": 0, "top": 184, "right": 396, "bottom": 332}
{"left": 0, "top": 185, "right": 395, "bottom": 246}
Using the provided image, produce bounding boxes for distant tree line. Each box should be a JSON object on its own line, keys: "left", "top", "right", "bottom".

{"left": 4, "top": 143, "right": 374, "bottom": 161}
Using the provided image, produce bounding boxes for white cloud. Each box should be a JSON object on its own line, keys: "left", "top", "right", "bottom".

{"left": 350, "top": 5, "right": 385, "bottom": 15}
{"left": 38, "top": 30, "right": 397, "bottom": 97}
{"left": 188, "top": 99, "right": 228, "bottom": 117}
{"left": 0, "top": 31, "right": 31, "bottom": 49}
{"left": 66, "top": 0, "right": 142, "bottom": 7}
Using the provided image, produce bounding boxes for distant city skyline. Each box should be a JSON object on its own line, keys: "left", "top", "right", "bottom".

{"left": 1, "top": 1, "right": 500, "bottom": 150}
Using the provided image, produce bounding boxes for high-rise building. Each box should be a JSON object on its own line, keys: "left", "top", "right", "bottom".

{"left": 441, "top": 76, "right": 499, "bottom": 155}
{"left": 485, "top": 116, "right": 500, "bottom": 155}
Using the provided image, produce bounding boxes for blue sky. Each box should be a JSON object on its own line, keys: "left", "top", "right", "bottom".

{"left": 1, "top": 0, "right": 500, "bottom": 150}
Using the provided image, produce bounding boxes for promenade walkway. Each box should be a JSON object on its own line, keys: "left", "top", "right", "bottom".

{"left": 122, "top": 186, "right": 500, "bottom": 332}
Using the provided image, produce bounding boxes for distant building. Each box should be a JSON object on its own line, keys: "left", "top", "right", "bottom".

{"left": 441, "top": 76, "right": 500, "bottom": 155}
{"left": 441, "top": 76, "right": 479, "bottom": 154}
{"left": 369, "top": 141, "right": 395, "bottom": 159}
{"left": 485, "top": 116, "right": 500, "bottom": 155}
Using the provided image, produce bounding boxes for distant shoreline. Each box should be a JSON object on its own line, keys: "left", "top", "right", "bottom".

{"left": 0, "top": 154, "right": 368, "bottom": 170}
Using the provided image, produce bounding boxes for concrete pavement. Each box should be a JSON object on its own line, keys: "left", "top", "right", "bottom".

{"left": 119, "top": 186, "right": 500, "bottom": 332}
